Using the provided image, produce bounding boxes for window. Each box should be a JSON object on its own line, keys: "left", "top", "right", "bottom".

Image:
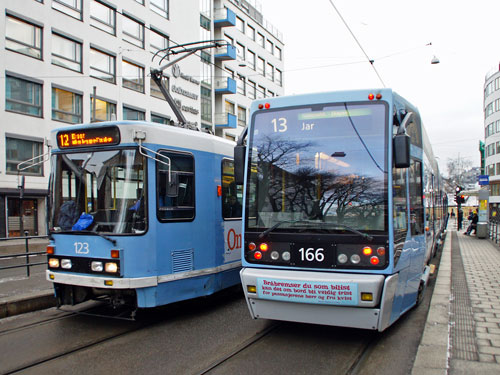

{"left": 90, "top": 48, "right": 115, "bottom": 83}
{"left": 151, "top": 75, "right": 169, "bottom": 99}
{"left": 201, "top": 86, "right": 212, "bottom": 123}
{"left": 150, "top": 0, "right": 169, "bottom": 18}
{"left": 122, "top": 15, "right": 144, "bottom": 48}
{"left": 150, "top": 29, "right": 169, "bottom": 55}
{"left": 200, "top": 51, "right": 212, "bottom": 86}
{"left": 257, "top": 57, "right": 265, "bottom": 76}
{"left": 123, "top": 106, "right": 145, "bottom": 121}
{"left": 6, "top": 137, "right": 43, "bottom": 175}
{"left": 222, "top": 159, "right": 242, "bottom": 219}
{"left": 246, "top": 24, "right": 255, "bottom": 40}
{"left": 224, "top": 33, "right": 234, "bottom": 46}
{"left": 236, "top": 17, "right": 245, "bottom": 33}
{"left": 247, "top": 50, "right": 255, "bottom": 70}
{"left": 151, "top": 113, "right": 170, "bottom": 124}
{"left": 90, "top": 0, "right": 116, "bottom": 35}
{"left": 90, "top": 96, "right": 116, "bottom": 122}
{"left": 6, "top": 75, "right": 42, "bottom": 117}
{"left": 52, "top": 0, "right": 82, "bottom": 20}
{"left": 225, "top": 67, "right": 234, "bottom": 79}
{"left": 248, "top": 80, "right": 256, "bottom": 100}
{"left": 266, "top": 39, "right": 273, "bottom": 54}
{"left": 275, "top": 46, "right": 282, "bottom": 60}
{"left": 52, "top": 33, "right": 82, "bottom": 72}
{"left": 225, "top": 100, "right": 235, "bottom": 115}
{"left": 6, "top": 15, "right": 42, "bottom": 59}
{"left": 393, "top": 167, "right": 408, "bottom": 232}
{"left": 257, "top": 85, "right": 265, "bottom": 99}
{"left": 257, "top": 32, "right": 265, "bottom": 48}
{"left": 52, "top": 87, "right": 82, "bottom": 123}
{"left": 122, "top": 60, "right": 144, "bottom": 92}
{"left": 409, "top": 160, "right": 424, "bottom": 235}
{"left": 237, "top": 75, "right": 245, "bottom": 95}
{"left": 237, "top": 106, "right": 246, "bottom": 127}
{"left": 157, "top": 151, "right": 195, "bottom": 221}
{"left": 276, "top": 69, "right": 283, "bottom": 86}
{"left": 496, "top": 163, "right": 500, "bottom": 176}
{"left": 236, "top": 42, "right": 245, "bottom": 62}
{"left": 266, "top": 63, "right": 274, "bottom": 81}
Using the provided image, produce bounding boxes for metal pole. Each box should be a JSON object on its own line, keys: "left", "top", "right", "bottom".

{"left": 25, "top": 230, "right": 30, "bottom": 277}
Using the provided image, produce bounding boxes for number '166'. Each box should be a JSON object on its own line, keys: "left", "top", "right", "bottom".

{"left": 298, "top": 247, "right": 324, "bottom": 262}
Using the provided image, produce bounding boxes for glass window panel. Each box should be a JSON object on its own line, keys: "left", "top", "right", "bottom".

{"left": 236, "top": 17, "right": 245, "bottom": 33}
{"left": 201, "top": 86, "right": 212, "bottom": 123}
{"left": 222, "top": 159, "right": 242, "bottom": 219}
{"left": 123, "top": 106, "right": 145, "bottom": 121}
{"left": 52, "top": 33, "right": 82, "bottom": 72}
{"left": 5, "top": 16, "right": 42, "bottom": 59}
{"left": 122, "top": 60, "right": 144, "bottom": 92}
{"left": 151, "top": 114, "right": 170, "bottom": 124}
{"left": 90, "top": 97, "right": 116, "bottom": 122}
{"left": 247, "top": 24, "right": 255, "bottom": 40}
{"left": 90, "top": 48, "right": 116, "bottom": 83}
{"left": 122, "top": 16, "right": 144, "bottom": 48}
{"left": 52, "top": 87, "right": 82, "bottom": 123}
{"left": 247, "top": 50, "right": 255, "bottom": 70}
{"left": 6, "top": 137, "right": 43, "bottom": 175}
{"left": 52, "top": 0, "right": 82, "bottom": 20}
{"left": 151, "top": 0, "right": 169, "bottom": 18}
{"left": 90, "top": 0, "right": 115, "bottom": 35}
{"left": 150, "top": 29, "right": 169, "bottom": 55}
{"left": 5, "top": 76, "right": 42, "bottom": 117}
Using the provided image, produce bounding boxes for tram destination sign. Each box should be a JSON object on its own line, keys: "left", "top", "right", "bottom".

{"left": 57, "top": 126, "right": 120, "bottom": 149}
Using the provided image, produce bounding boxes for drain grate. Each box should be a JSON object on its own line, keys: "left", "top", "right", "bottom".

{"left": 450, "top": 232, "right": 478, "bottom": 361}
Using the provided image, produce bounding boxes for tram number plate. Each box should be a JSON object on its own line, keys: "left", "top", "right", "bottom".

{"left": 291, "top": 244, "right": 334, "bottom": 268}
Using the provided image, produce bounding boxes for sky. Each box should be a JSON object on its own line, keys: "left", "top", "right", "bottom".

{"left": 260, "top": 0, "right": 499, "bottom": 175}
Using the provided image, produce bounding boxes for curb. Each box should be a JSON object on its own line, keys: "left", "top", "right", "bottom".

{"left": 0, "top": 291, "right": 56, "bottom": 319}
{"left": 411, "top": 231, "right": 451, "bottom": 375}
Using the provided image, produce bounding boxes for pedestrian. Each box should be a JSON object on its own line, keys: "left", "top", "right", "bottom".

{"left": 451, "top": 210, "right": 455, "bottom": 219}
{"left": 464, "top": 210, "right": 479, "bottom": 235}
{"left": 457, "top": 209, "right": 463, "bottom": 230}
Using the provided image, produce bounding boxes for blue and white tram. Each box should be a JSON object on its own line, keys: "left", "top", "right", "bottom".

{"left": 46, "top": 121, "right": 242, "bottom": 310}
{"left": 235, "top": 89, "right": 447, "bottom": 331}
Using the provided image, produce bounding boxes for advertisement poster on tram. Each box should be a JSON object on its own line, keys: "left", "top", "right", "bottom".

{"left": 223, "top": 221, "right": 242, "bottom": 263}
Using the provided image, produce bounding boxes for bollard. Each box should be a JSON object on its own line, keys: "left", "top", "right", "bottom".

{"left": 24, "top": 230, "right": 30, "bottom": 277}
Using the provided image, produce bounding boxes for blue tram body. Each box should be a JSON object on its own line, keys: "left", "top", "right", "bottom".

{"left": 237, "top": 89, "right": 447, "bottom": 331}
{"left": 46, "top": 121, "right": 242, "bottom": 309}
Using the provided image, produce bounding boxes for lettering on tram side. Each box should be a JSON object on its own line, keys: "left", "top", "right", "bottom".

{"left": 256, "top": 278, "right": 358, "bottom": 305}
{"left": 223, "top": 221, "right": 242, "bottom": 263}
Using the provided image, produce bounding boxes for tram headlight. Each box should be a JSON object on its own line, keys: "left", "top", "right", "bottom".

{"left": 282, "top": 251, "right": 291, "bottom": 261}
{"left": 350, "top": 254, "right": 361, "bottom": 264}
{"left": 337, "top": 254, "right": 348, "bottom": 264}
{"left": 61, "top": 259, "right": 72, "bottom": 269}
{"left": 105, "top": 262, "right": 118, "bottom": 273}
{"left": 48, "top": 258, "right": 60, "bottom": 268}
{"left": 270, "top": 251, "right": 279, "bottom": 260}
{"left": 91, "top": 261, "right": 103, "bottom": 272}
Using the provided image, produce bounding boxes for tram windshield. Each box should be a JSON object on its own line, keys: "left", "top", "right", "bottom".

{"left": 247, "top": 102, "right": 387, "bottom": 234}
{"left": 49, "top": 149, "right": 146, "bottom": 235}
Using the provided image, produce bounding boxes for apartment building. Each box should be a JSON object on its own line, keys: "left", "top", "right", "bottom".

{"left": 0, "top": 0, "right": 284, "bottom": 237}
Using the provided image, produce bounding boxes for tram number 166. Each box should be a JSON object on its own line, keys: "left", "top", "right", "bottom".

{"left": 298, "top": 247, "right": 324, "bottom": 262}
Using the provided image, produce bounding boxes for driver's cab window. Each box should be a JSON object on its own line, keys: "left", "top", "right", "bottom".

{"left": 222, "top": 159, "right": 242, "bottom": 219}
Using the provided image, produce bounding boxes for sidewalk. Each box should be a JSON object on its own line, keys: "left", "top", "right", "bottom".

{"left": 412, "top": 227, "right": 500, "bottom": 374}
{"left": 0, "top": 238, "right": 55, "bottom": 318}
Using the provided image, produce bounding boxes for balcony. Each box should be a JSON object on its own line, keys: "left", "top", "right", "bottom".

{"left": 215, "top": 77, "right": 237, "bottom": 95}
{"left": 215, "top": 45, "right": 236, "bottom": 61}
{"left": 215, "top": 112, "right": 237, "bottom": 128}
{"left": 214, "top": 8, "right": 236, "bottom": 28}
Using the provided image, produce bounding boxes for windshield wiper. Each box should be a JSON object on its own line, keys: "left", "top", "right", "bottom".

{"left": 52, "top": 230, "right": 117, "bottom": 246}
{"left": 258, "top": 220, "right": 373, "bottom": 241}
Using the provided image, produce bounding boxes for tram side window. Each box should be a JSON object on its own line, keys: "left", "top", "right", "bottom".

{"left": 157, "top": 151, "right": 195, "bottom": 221}
{"left": 222, "top": 159, "right": 243, "bottom": 219}
{"left": 409, "top": 160, "right": 425, "bottom": 235}
{"left": 392, "top": 167, "right": 408, "bottom": 232}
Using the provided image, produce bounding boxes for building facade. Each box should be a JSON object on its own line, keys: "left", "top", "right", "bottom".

{"left": 484, "top": 66, "right": 500, "bottom": 206}
{"left": 0, "top": 0, "right": 284, "bottom": 237}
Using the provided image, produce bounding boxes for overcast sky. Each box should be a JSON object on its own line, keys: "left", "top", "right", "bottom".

{"left": 260, "top": 0, "right": 499, "bottom": 174}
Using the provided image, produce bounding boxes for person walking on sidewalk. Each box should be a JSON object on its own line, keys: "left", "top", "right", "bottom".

{"left": 464, "top": 210, "right": 478, "bottom": 235}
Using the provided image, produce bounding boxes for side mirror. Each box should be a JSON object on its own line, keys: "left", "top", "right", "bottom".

{"left": 393, "top": 133, "right": 410, "bottom": 168}
{"left": 234, "top": 145, "right": 246, "bottom": 185}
